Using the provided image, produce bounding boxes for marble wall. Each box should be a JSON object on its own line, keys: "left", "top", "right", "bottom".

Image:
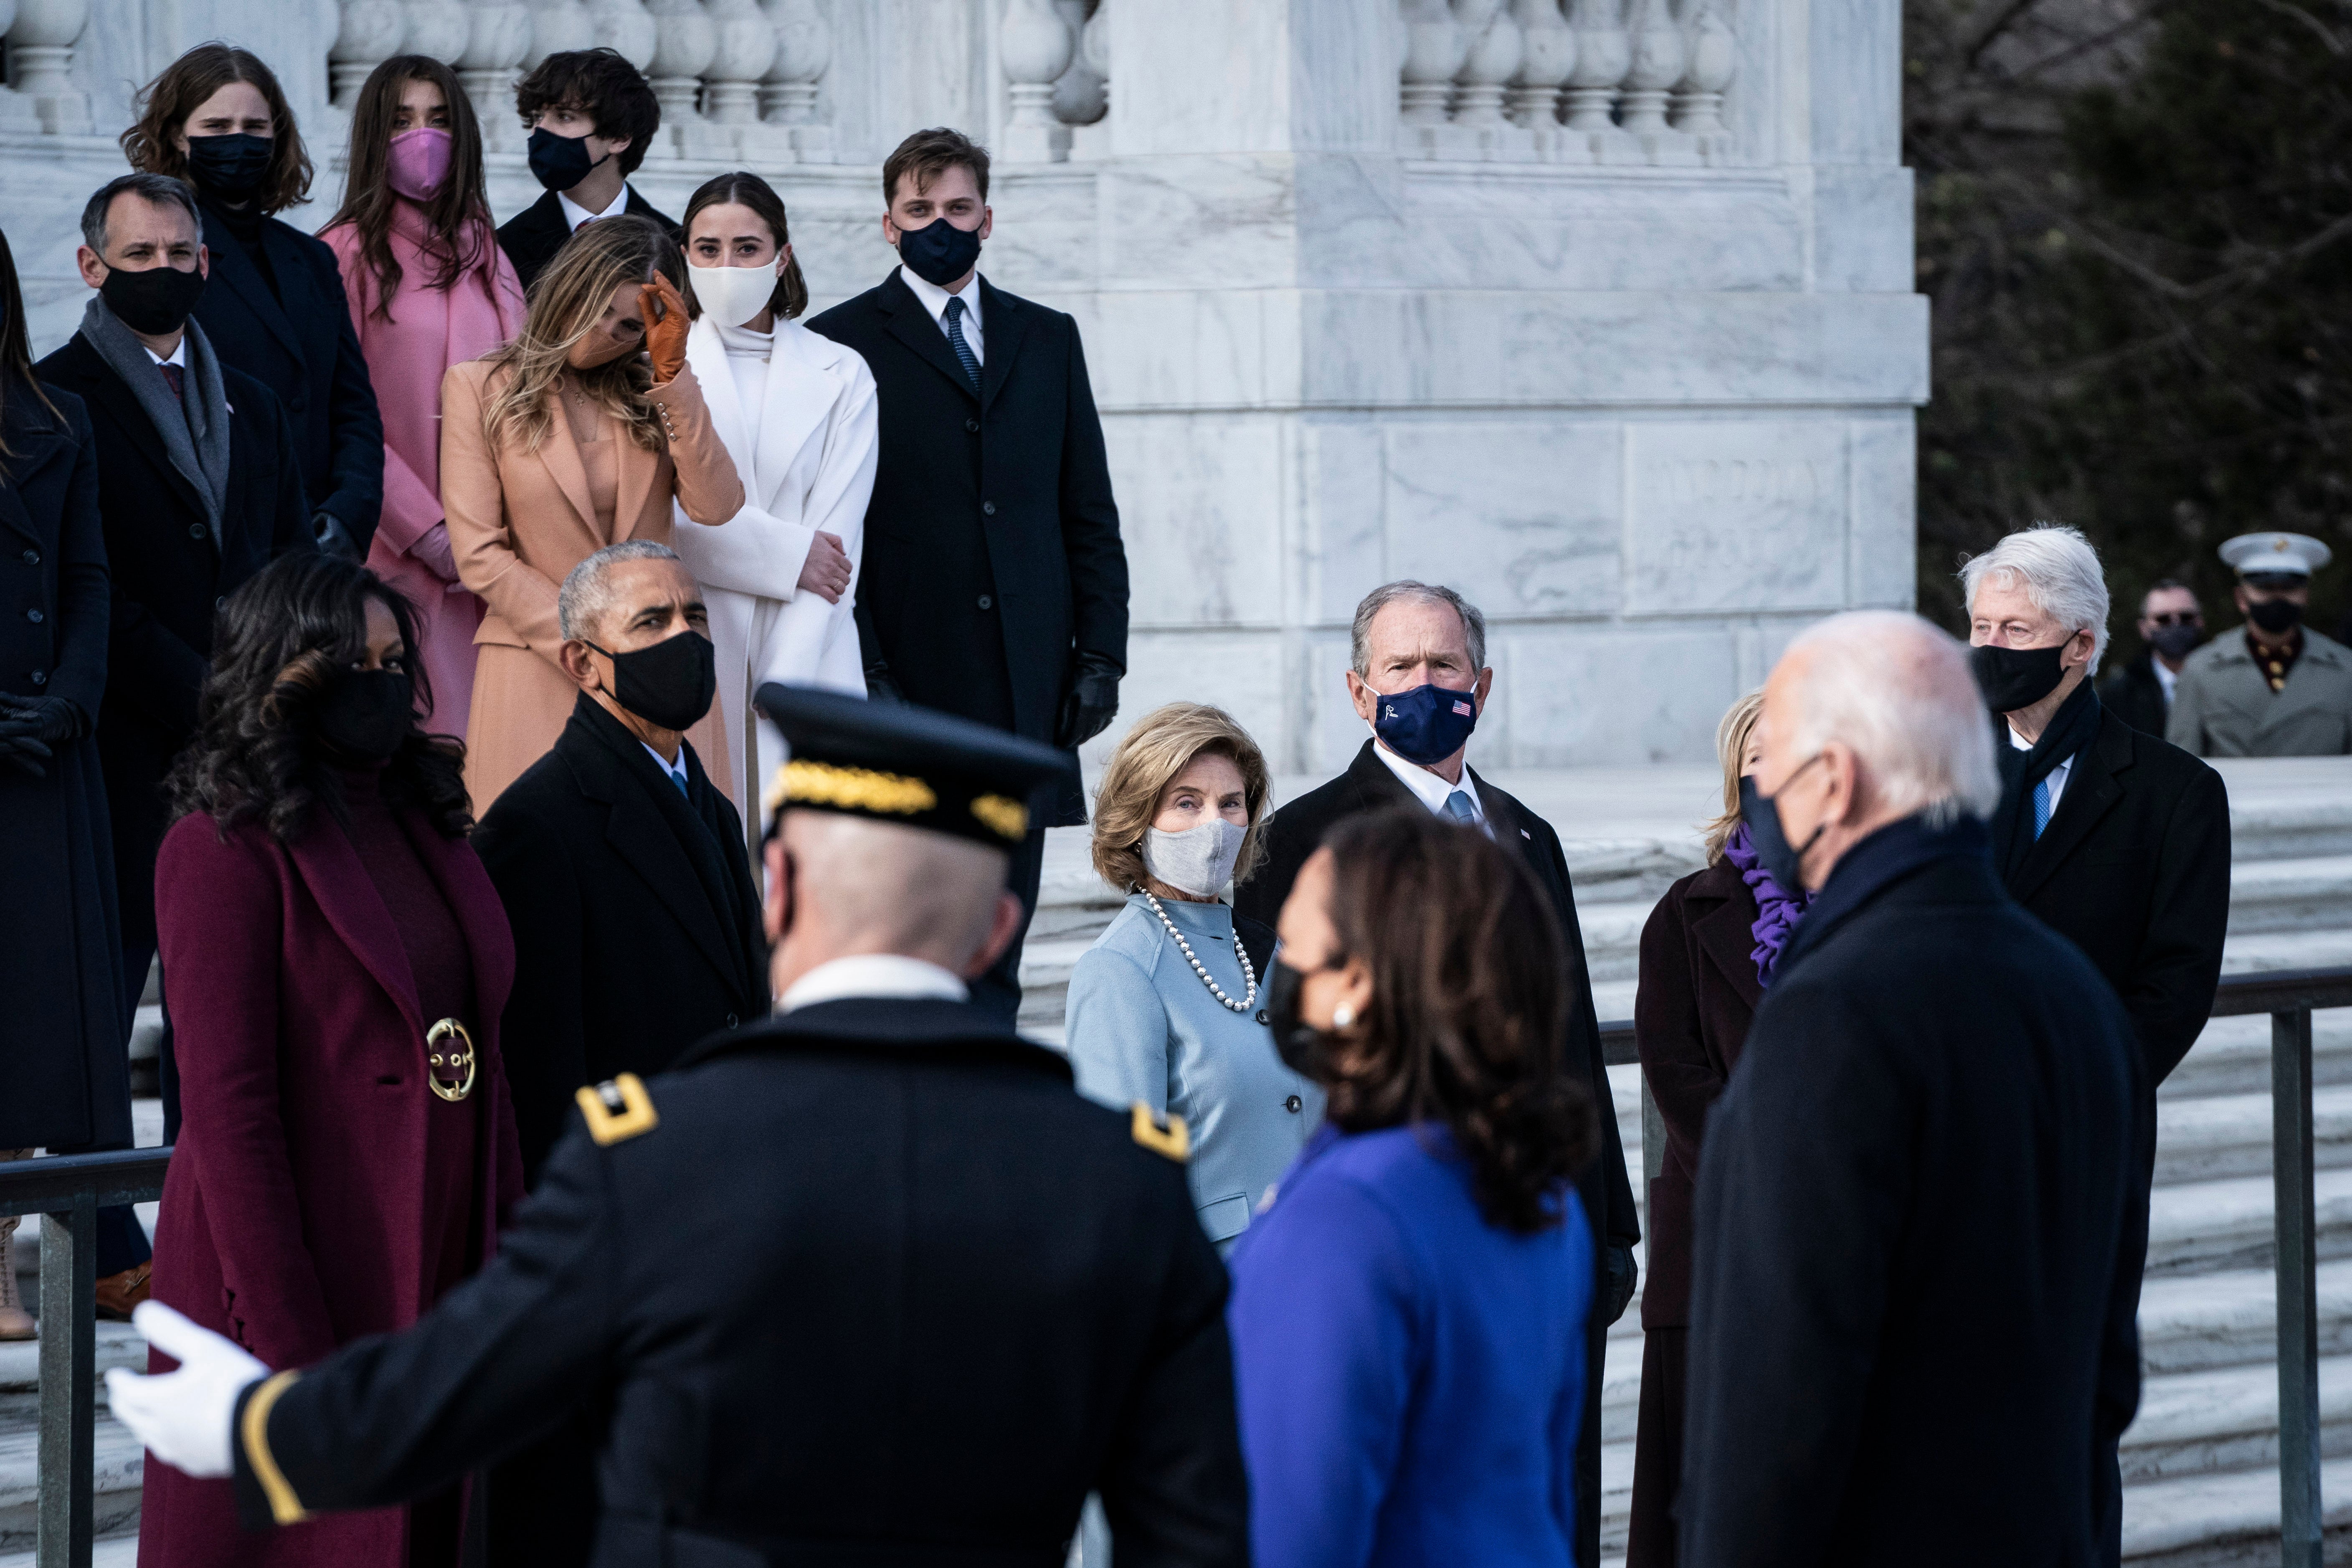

{"left": 0, "top": 0, "right": 1925, "bottom": 776}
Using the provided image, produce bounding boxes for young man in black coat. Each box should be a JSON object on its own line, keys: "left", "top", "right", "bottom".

{"left": 37, "top": 172, "right": 314, "bottom": 1177}
{"left": 806, "top": 127, "right": 1129, "bottom": 1026}
{"left": 105, "top": 686, "right": 1247, "bottom": 1568}
{"left": 1682, "top": 611, "right": 2146, "bottom": 1568}
{"left": 498, "top": 50, "right": 679, "bottom": 293}
{"left": 2097, "top": 578, "right": 2205, "bottom": 740}
{"left": 469, "top": 542, "right": 763, "bottom": 1568}
{"left": 1233, "top": 580, "right": 1636, "bottom": 1568}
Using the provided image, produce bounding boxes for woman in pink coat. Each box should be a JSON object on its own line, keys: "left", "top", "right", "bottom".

{"left": 320, "top": 56, "right": 525, "bottom": 740}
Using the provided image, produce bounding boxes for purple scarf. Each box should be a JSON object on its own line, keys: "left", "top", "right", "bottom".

{"left": 1719, "top": 821, "right": 1812, "bottom": 990}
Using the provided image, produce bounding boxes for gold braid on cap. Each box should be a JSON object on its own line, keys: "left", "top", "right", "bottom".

{"left": 780, "top": 760, "right": 938, "bottom": 816}
{"left": 969, "top": 794, "right": 1029, "bottom": 841}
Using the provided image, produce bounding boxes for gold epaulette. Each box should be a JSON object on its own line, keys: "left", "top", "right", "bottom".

{"left": 1130, "top": 1103, "right": 1191, "bottom": 1163}
{"left": 576, "top": 1074, "right": 659, "bottom": 1146}
{"left": 241, "top": 1369, "right": 310, "bottom": 1525}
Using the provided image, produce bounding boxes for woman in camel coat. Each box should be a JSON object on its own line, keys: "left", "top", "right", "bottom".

{"left": 442, "top": 215, "right": 741, "bottom": 812}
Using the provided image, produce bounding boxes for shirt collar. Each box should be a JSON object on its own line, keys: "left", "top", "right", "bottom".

{"left": 895, "top": 262, "right": 981, "bottom": 331}
{"left": 143, "top": 336, "right": 188, "bottom": 370}
{"left": 1370, "top": 737, "right": 1482, "bottom": 818}
{"left": 640, "top": 739, "right": 685, "bottom": 782}
{"left": 559, "top": 183, "right": 632, "bottom": 232}
{"left": 2153, "top": 659, "right": 2179, "bottom": 702}
{"left": 778, "top": 954, "right": 970, "bottom": 1013}
{"left": 2005, "top": 723, "right": 2073, "bottom": 782}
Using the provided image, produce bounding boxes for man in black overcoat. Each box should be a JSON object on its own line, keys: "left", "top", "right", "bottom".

{"left": 37, "top": 172, "right": 313, "bottom": 1177}
{"left": 2098, "top": 578, "right": 2204, "bottom": 740}
{"left": 104, "top": 686, "right": 1249, "bottom": 1568}
{"left": 806, "top": 127, "right": 1128, "bottom": 1025}
{"left": 1233, "top": 579, "right": 1637, "bottom": 1568}
{"left": 1681, "top": 611, "right": 2147, "bottom": 1568}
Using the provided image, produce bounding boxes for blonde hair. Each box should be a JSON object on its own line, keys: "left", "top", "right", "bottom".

{"left": 480, "top": 215, "right": 680, "bottom": 456}
{"left": 1701, "top": 689, "right": 1766, "bottom": 864}
{"left": 1090, "top": 704, "right": 1272, "bottom": 896}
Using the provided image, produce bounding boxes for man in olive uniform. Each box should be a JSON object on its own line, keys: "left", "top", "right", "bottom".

{"left": 106, "top": 686, "right": 1248, "bottom": 1567}
{"left": 2169, "top": 532, "right": 2352, "bottom": 756}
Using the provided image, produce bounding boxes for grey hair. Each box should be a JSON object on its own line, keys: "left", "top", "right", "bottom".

{"left": 1959, "top": 522, "right": 2112, "bottom": 665}
{"left": 1350, "top": 580, "right": 1488, "bottom": 676}
{"left": 1776, "top": 610, "right": 2003, "bottom": 828}
{"left": 558, "top": 541, "right": 683, "bottom": 641}
{"left": 81, "top": 173, "right": 202, "bottom": 256}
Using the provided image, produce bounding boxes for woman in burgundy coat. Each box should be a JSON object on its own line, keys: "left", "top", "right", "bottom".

{"left": 141, "top": 554, "right": 524, "bottom": 1568}
{"left": 1625, "top": 691, "right": 1809, "bottom": 1568}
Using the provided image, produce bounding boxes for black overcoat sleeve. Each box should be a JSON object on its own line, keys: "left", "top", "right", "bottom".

{"left": 1547, "top": 830, "right": 1638, "bottom": 1249}
{"left": 231, "top": 1110, "right": 624, "bottom": 1528}
{"left": 1635, "top": 883, "right": 1713, "bottom": 1167}
{"left": 51, "top": 397, "right": 109, "bottom": 724}
{"left": 2131, "top": 764, "right": 2231, "bottom": 1083}
{"left": 1233, "top": 798, "right": 1317, "bottom": 932}
{"left": 264, "top": 395, "right": 319, "bottom": 565}
{"left": 309, "top": 242, "right": 385, "bottom": 552}
{"left": 1056, "top": 322, "right": 1127, "bottom": 677}
{"left": 474, "top": 802, "right": 590, "bottom": 1182}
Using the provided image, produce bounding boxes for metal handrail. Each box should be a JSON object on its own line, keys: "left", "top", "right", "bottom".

{"left": 1607, "top": 964, "right": 2352, "bottom": 1568}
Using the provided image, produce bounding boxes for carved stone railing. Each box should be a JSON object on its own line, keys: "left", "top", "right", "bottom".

{"left": 0, "top": 0, "right": 95, "bottom": 135}
{"left": 998, "top": 0, "right": 1108, "bottom": 164}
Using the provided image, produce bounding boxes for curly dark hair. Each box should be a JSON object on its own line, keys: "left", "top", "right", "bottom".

{"left": 514, "top": 48, "right": 660, "bottom": 177}
{"left": 167, "top": 554, "right": 472, "bottom": 844}
{"left": 121, "top": 43, "right": 314, "bottom": 217}
{"left": 1313, "top": 807, "right": 1599, "bottom": 1234}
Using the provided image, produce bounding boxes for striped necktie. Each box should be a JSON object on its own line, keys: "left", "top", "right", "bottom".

{"left": 942, "top": 295, "right": 980, "bottom": 391}
{"left": 2032, "top": 775, "right": 2053, "bottom": 839}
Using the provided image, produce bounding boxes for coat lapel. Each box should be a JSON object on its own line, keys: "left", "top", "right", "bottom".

{"left": 758, "top": 324, "right": 844, "bottom": 502}
{"left": 199, "top": 209, "right": 306, "bottom": 367}
{"left": 76, "top": 365, "right": 211, "bottom": 524}
{"left": 684, "top": 316, "right": 752, "bottom": 476}
{"left": 530, "top": 407, "right": 601, "bottom": 540}
{"left": 2009, "top": 712, "right": 2131, "bottom": 903}
{"left": 876, "top": 272, "right": 981, "bottom": 404}
{"left": 0, "top": 416, "right": 65, "bottom": 544}
{"left": 1690, "top": 872, "right": 1767, "bottom": 1012}
{"left": 404, "top": 816, "right": 516, "bottom": 1030}
{"left": 976, "top": 279, "right": 1029, "bottom": 416}
{"left": 287, "top": 821, "right": 424, "bottom": 1040}
{"left": 611, "top": 425, "right": 659, "bottom": 542}
{"left": 572, "top": 718, "right": 747, "bottom": 996}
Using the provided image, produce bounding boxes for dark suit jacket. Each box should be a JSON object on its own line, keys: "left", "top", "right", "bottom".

{"left": 232, "top": 997, "right": 1248, "bottom": 1568}
{"left": 472, "top": 693, "right": 767, "bottom": 1183}
{"left": 2098, "top": 651, "right": 2172, "bottom": 739}
{"left": 2005, "top": 707, "right": 2230, "bottom": 1084}
{"left": 496, "top": 187, "right": 680, "bottom": 296}
{"left": 1234, "top": 737, "right": 1636, "bottom": 1568}
{"left": 1682, "top": 828, "right": 2146, "bottom": 1568}
{"left": 35, "top": 330, "right": 314, "bottom": 946}
{"left": 193, "top": 205, "right": 383, "bottom": 552}
{"left": 805, "top": 272, "right": 1127, "bottom": 826}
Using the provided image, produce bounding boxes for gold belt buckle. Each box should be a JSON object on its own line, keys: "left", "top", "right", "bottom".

{"left": 425, "top": 1018, "right": 477, "bottom": 1102}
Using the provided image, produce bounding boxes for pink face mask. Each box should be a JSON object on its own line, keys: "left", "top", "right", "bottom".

{"left": 387, "top": 127, "right": 454, "bottom": 202}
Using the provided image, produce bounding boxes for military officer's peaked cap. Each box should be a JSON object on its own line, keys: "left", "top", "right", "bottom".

{"left": 753, "top": 682, "right": 1069, "bottom": 849}
{"left": 2219, "top": 531, "right": 2333, "bottom": 579}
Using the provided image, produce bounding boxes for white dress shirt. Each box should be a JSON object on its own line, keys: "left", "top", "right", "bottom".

{"left": 778, "top": 954, "right": 970, "bottom": 1013}
{"left": 2008, "top": 724, "right": 2073, "bottom": 816}
{"left": 558, "top": 182, "right": 632, "bottom": 232}
{"left": 895, "top": 263, "right": 985, "bottom": 363}
{"left": 639, "top": 739, "right": 689, "bottom": 795}
{"left": 1370, "top": 738, "right": 1487, "bottom": 827}
{"left": 2153, "top": 656, "right": 2180, "bottom": 712}
{"left": 143, "top": 337, "right": 188, "bottom": 370}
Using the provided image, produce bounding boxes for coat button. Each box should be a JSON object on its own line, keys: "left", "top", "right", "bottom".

{"left": 215, "top": 596, "right": 226, "bottom": 610}
{"left": 981, "top": 501, "right": 996, "bottom": 517}
{"left": 977, "top": 595, "right": 992, "bottom": 610}
{"left": 28, "top": 670, "right": 45, "bottom": 685}
{"left": 1255, "top": 1010, "right": 1268, "bottom": 1025}
{"left": 20, "top": 550, "right": 36, "bottom": 566}
{"left": 725, "top": 1012, "right": 739, "bottom": 1028}
{"left": 24, "top": 609, "right": 41, "bottom": 623}
{"left": 1285, "top": 1095, "right": 1303, "bottom": 1113}
{"left": 291, "top": 395, "right": 308, "bottom": 413}
{"left": 188, "top": 524, "right": 207, "bottom": 540}
{"left": 965, "top": 418, "right": 979, "bottom": 433}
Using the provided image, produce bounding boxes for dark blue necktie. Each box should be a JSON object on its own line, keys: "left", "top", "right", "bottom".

{"left": 943, "top": 295, "right": 980, "bottom": 391}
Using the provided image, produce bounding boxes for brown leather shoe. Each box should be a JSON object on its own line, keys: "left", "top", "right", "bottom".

{"left": 0, "top": 1216, "right": 31, "bottom": 1341}
{"left": 93, "top": 1262, "right": 152, "bottom": 1322}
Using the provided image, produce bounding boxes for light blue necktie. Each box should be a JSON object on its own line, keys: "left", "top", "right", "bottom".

{"left": 2032, "top": 775, "right": 2053, "bottom": 839}
{"left": 1444, "top": 790, "right": 1478, "bottom": 824}
{"left": 942, "top": 294, "right": 980, "bottom": 391}
{"left": 668, "top": 762, "right": 689, "bottom": 798}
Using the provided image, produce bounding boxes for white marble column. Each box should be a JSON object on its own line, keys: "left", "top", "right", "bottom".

{"left": 702, "top": 0, "right": 780, "bottom": 155}
{"left": 1560, "top": 0, "right": 1632, "bottom": 163}
{"left": 523, "top": 0, "right": 597, "bottom": 68}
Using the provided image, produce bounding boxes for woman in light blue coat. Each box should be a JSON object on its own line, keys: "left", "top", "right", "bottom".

{"left": 1066, "top": 703, "right": 1323, "bottom": 1252}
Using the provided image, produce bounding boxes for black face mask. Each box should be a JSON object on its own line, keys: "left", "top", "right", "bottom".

{"left": 586, "top": 630, "right": 717, "bottom": 733}
{"left": 100, "top": 263, "right": 208, "bottom": 337}
{"left": 2248, "top": 596, "right": 2304, "bottom": 634}
{"left": 1969, "top": 642, "right": 2068, "bottom": 713}
{"left": 184, "top": 133, "right": 274, "bottom": 203}
{"left": 527, "top": 127, "right": 611, "bottom": 193}
{"left": 1263, "top": 956, "right": 1341, "bottom": 1082}
{"left": 317, "top": 669, "right": 414, "bottom": 763}
{"left": 2149, "top": 623, "right": 2202, "bottom": 661}
{"left": 1739, "top": 762, "right": 1824, "bottom": 895}
{"left": 896, "top": 216, "right": 983, "bottom": 288}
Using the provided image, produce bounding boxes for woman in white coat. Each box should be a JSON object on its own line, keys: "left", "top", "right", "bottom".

{"left": 672, "top": 171, "right": 879, "bottom": 841}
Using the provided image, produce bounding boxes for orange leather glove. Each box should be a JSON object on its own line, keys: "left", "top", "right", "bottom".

{"left": 641, "top": 273, "right": 690, "bottom": 385}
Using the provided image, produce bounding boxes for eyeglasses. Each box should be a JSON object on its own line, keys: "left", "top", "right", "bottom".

{"left": 2145, "top": 612, "right": 2202, "bottom": 628}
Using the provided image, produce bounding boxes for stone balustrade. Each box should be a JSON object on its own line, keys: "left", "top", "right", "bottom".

{"left": 0, "top": 0, "right": 96, "bottom": 135}
{"left": 997, "top": 0, "right": 1108, "bottom": 163}
{"left": 1404, "top": 0, "right": 1739, "bottom": 165}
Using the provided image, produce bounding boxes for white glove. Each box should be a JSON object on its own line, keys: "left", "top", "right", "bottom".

{"left": 104, "top": 1301, "right": 270, "bottom": 1479}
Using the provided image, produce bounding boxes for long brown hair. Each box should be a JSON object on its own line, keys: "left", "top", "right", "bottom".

{"left": 1317, "top": 808, "right": 1598, "bottom": 1234}
{"left": 679, "top": 171, "right": 811, "bottom": 323}
{"left": 122, "top": 44, "right": 314, "bottom": 217}
{"left": 0, "top": 228, "right": 63, "bottom": 476}
{"left": 481, "top": 216, "right": 682, "bottom": 455}
{"left": 320, "top": 56, "right": 496, "bottom": 320}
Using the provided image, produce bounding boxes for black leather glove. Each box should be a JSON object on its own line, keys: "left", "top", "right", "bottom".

{"left": 0, "top": 730, "right": 53, "bottom": 779}
{"left": 1055, "top": 656, "right": 1120, "bottom": 749}
{"left": 0, "top": 694, "right": 85, "bottom": 745}
{"left": 864, "top": 663, "right": 905, "bottom": 704}
{"left": 1602, "top": 1244, "right": 1639, "bottom": 1327}
{"left": 312, "top": 511, "right": 360, "bottom": 561}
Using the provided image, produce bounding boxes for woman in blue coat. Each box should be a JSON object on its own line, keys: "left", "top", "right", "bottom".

{"left": 1230, "top": 806, "right": 1600, "bottom": 1568}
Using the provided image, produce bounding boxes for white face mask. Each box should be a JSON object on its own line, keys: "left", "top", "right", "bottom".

{"left": 688, "top": 258, "right": 781, "bottom": 330}
{"left": 1143, "top": 818, "right": 1247, "bottom": 899}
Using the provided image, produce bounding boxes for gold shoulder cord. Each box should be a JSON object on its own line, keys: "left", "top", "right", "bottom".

{"left": 1130, "top": 1103, "right": 1191, "bottom": 1163}
{"left": 241, "top": 1370, "right": 311, "bottom": 1525}
{"left": 576, "top": 1074, "right": 660, "bottom": 1146}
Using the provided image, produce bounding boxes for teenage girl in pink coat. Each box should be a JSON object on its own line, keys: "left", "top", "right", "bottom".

{"left": 321, "top": 56, "right": 526, "bottom": 741}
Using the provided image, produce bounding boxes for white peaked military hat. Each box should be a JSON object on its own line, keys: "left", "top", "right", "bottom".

{"left": 2218, "top": 532, "right": 2332, "bottom": 578}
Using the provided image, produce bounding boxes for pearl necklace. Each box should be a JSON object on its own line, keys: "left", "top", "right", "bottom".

{"left": 1143, "top": 890, "right": 1257, "bottom": 1013}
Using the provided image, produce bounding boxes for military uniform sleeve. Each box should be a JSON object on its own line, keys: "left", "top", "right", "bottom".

{"left": 226, "top": 1104, "right": 631, "bottom": 1529}
{"left": 2164, "top": 659, "right": 2209, "bottom": 755}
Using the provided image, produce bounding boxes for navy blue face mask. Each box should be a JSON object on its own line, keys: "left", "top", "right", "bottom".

{"left": 1371, "top": 683, "right": 1479, "bottom": 767}
{"left": 896, "top": 215, "right": 983, "bottom": 288}
{"left": 1739, "top": 759, "right": 1824, "bottom": 894}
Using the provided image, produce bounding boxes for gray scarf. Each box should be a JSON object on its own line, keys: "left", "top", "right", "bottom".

{"left": 78, "top": 294, "right": 232, "bottom": 533}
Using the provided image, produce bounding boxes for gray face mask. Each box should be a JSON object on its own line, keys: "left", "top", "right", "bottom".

{"left": 1142, "top": 818, "right": 1247, "bottom": 898}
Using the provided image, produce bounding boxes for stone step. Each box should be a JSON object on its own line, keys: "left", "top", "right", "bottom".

{"left": 2122, "top": 1456, "right": 2352, "bottom": 1565}
{"left": 2136, "top": 1262, "right": 2352, "bottom": 1375}
{"left": 0, "top": 1326, "right": 147, "bottom": 1555}
{"left": 2164, "top": 1015, "right": 2352, "bottom": 1102}
{"left": 2124, "top": 1354, "right": 2352, "bottom": 1486}
{"left": 2227, "top": 856, "right": 2352, "bottom": 937}
{"left": 2154, "top": 1085, "right": 2352, "bottom": 1186}
{"left": 2147, "top": 1168, "right": 2352, "bottom": 1279}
